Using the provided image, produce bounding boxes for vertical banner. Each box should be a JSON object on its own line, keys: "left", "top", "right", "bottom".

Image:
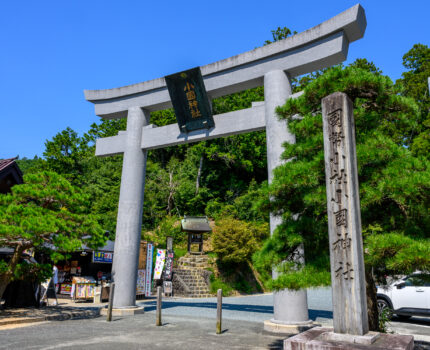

{"left": 153, "top": 249, "right": 166, "bottom": 280}
{"left": 164, "top": 250, "right": 174, "bottom": 281}
{"left": 136, "top": 269, "right": 146, "bottom": 295}
{"left": 145, "top": 242, "right": 154, "bottom": 297}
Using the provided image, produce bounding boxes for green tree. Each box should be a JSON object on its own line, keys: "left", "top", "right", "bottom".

{"left": 16, "top": 156, "right": 45, "bottom": 175}
{"left": 213, "top": 217, "right": 269, "bottom": 291}
{"left": 254, "top": 65, "right": 430, "bottom": 331}
{"left": 43, "top": 127, "right": 89, "bottom": 183}
{"left": 0, "top": 171, "right": 106, "bottom": 299}
{"left": 397, "top": 44, "right": 430, "bottom": 157}
{"left": 264, "top": 26, "right": 297, "bottom": 45}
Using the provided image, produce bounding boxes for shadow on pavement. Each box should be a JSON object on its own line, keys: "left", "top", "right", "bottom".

{"left": 393, "top": 316, "right": 430, "bottom": 326}
{"left": 142, "top": 301, "right": 272, "bottom": 314}
{"left": 267, "top": 338, "right": 284, "bottom": 350}
{"left": 140, "top": 300, "right": 333, "bottom": 320}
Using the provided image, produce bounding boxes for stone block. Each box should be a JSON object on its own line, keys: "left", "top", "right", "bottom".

{"left": 284, "top": 327, "right": 414, "bottom": 350}
{"left": 100, "top": 306, "right": 144, "bottom": 317}
{"left": 264, "top": 319, "right": 316, "bottom": 335}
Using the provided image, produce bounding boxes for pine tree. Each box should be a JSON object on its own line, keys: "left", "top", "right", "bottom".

{"left": 0, "top": 171, "right": 106, "bottom": 299}
{"left": 254, "top": 65, "right": 430, "bottom": 330}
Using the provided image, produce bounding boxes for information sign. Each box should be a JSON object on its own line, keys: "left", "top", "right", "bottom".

{"left": 165, "top": 67, "right": 214, "bottom": 133}
{"left": 136, "top": 269, "right": 146, "bottom": 295}
{"left": 145, "top": 242, "right": 154, "bottom": 296}
{"left": 93, "top": 251, "right": 113, "bottom": 263}
{"left": 154, "top": 249, "right": 166, "bottom": 280}
{"left": 164, "top": 250, "right": 174, "bottom": 281}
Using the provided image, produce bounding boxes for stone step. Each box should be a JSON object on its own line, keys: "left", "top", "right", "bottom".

{"left": 178, "top": 255, "right": 209, "bottom": 261}
{"left": 185, "top": 294, "right": 212, "bottom": 298}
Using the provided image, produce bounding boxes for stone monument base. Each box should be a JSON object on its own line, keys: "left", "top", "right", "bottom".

{"left": 100, "top": 305, "right": 144, "bottom": 316}
{"left": 284, "top": 327, "right": 414, "bottom": 350}
{"left": 264, "top": 319, "right": 317, "bottom": 335}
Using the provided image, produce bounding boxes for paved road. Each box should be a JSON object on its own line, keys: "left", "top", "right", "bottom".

{"left": 1, "top": 289, "right": 429, "bottom": 349}
{"left": 0, "top": 313, "right": 285, "bottom": 350}
{"left": 138, "top": 288, "right": 430, "bottom": 342}
{"left": 137, "top": 288, "right": 333, "bottom": 324}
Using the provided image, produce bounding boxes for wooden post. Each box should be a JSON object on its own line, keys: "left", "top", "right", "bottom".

{"left": 106, "top": 282, "right": 115, "bottom": 322}
{"left": 156, "top": 286, "right": 162, "bottom": 326}
{"left": 216, "top": 289, "right": 222, "bottom": 334}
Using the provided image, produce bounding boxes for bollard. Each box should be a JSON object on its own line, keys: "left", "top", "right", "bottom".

{"left": 156, "top": 286, "right": 162, "bottom": 326}
{"left": 107, "top": 282, "right": 115, "bottom": 322}
{"left": 216, "top": 289, "right": 222, "bottom": 334}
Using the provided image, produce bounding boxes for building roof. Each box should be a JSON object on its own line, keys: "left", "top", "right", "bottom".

{"left": 81, "top": 240, "right": 115, "bottom": 252}
{"left": 181, "top": 216, "right": 211, "bottom": 233}
{"left": 0, "top": 158, "right": 17, "bottom": 172}
{"left": 0, "top": 157, "right": 23, "bottom": 193}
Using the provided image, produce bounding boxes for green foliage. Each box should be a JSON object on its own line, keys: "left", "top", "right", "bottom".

{"left": 378, "top": 307, "right": 392, "bottom": 333}
{"left": 209, "top": 273, "right": 234, "bottom": 296}
{"left": 254, "top": 65, "right": 430, "bottom": 290}
{"left": 264, "top": 26, "right": 297, "bottom": 45}
{"left": 43, "top": 127, "right": 89, "bottom": 183}
{"left": 0, "top": 171, "right": 106, "bottom": 297}
{"left": 396, "top": 44, "right": 430, "bottom": 157}
{"left": 149, "top": 215, "right": 186, "bottom": 247}
{"left": 16, "top": 156, "right": 44, "bottom": 174}
{"left": 212, "top": 217, "right": 268, "bottom": 265}
{"left": 205, "top": 180, "right": 268, "bottom": 222}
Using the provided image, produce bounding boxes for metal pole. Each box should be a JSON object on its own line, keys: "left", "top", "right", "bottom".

{"left": 156, "top": 286, "right": 162, "bottom": 326}
{"left": 216, "top": 289, "right": 222, "bottom": 334}
{"left": 107, "top": 282, "right": 115, "bottom": 322}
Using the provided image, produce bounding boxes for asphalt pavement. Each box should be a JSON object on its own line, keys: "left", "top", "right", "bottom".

{"left": 0, "top": 288, "right": 429, "bottom": 349}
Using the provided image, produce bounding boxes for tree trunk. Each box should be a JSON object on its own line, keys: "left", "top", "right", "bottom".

{"left": 365, "top": 266, "right": 379, "bottom": 331}
{"left": 0, "top": 275, "right": 11, "bottom": 300}
{"left": 195, "top": 156, "right": 203, "bottom": 195}
{"left": 0, "top": 244, "right": 25, "bottom": 300}
{"left": 167, "top": 171, "right": 174, "bottom": 215}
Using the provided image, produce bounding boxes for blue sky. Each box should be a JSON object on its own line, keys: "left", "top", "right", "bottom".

{"left": 1, "top": 1, "right": 429, "bottom": 159}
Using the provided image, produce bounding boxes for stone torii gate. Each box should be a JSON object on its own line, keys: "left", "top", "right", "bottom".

{"left": 84, "top": 4, "right": 366, "bottom": 329}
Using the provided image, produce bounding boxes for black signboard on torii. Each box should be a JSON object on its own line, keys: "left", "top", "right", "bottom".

{"left": 165, "top": 67, "right": 214, "bottom": 133}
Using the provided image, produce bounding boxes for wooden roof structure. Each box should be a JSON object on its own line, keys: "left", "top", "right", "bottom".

{"left": 0, "top": 157, "right": 23, "bottom": 194}
{"left": 181, "top": 216, "right": 211, "bottom": 233}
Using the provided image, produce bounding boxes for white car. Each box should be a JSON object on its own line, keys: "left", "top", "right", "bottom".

{"left": 377, "top": 273, "right": 430, "bottom": 319}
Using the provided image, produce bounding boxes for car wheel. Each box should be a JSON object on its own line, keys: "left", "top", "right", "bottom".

{"left": 377, "top": 298, "right": 393, "bottom": 320}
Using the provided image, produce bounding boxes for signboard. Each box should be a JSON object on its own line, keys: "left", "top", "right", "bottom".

{"left": 145, "top": 242, "right": 154, "bottom": 296}
{"left": 138, "top": 241, "right": 147, "bottom": 269}
{"left": 165, "top": 67, "right": 214, "bottom": 133}
{"left": 136, "top": 269, "right": 146, "bottom": 295}
{"left": 164, "top": 250, "right": 174, "bottom": 281}
{"left": 154, "top": 249, "right": 166, "bottom": 280}
{"left": 163, "top": 281, "right": 172, "bottom": 295}
{"left": 166, "top": 236, "right": 173, "bottom": 251}
{"left": 93, "top": 251, "right": 113, "bottom": 263}
{"left": 60, "top": 284, "right": 72, "bottom": 295}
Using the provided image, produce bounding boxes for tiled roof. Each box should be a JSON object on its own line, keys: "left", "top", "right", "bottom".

{"left": 0, "top": 157, "right": 18, "bottom": 172}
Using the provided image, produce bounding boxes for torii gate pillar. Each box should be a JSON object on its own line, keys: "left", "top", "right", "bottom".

{"left": 111, "top": 107, "right": 149, "bottom": 308}
{"left": 264, "top": 70, "right": 312, "bottom": 330}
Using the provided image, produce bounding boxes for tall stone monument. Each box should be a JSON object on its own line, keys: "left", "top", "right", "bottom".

{"left": 85, "top": 5, "right": 367, "bottom": 328}
{"left": 323, "top": 92, "right": 368, "bottom": 335}
{"left": 284, "top": 92, "right": 414, "bottom": 349}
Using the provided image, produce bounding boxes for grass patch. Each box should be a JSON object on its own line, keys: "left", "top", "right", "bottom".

{"left": 210, "top": 274, "right": 234, "bottom": 296}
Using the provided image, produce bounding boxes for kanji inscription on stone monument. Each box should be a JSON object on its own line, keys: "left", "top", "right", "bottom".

{"left": 322, "top": 92, "right": 369, "bottom": 336}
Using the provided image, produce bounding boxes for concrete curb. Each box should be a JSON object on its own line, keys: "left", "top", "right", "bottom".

{"left": 0, "top": 316, "right": 45, "bottom": 326}
{"left": 0, "top": 308, "right": 101, "bottom": 326}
